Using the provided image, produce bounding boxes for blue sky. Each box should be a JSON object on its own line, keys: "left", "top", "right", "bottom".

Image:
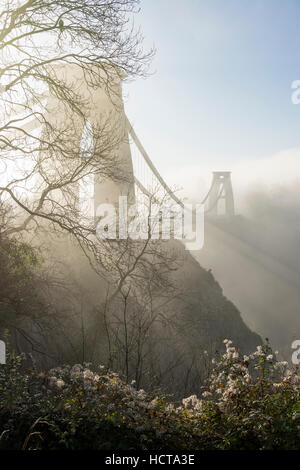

{"left": 124, "top": 0, "right": 300, "bottom": 193}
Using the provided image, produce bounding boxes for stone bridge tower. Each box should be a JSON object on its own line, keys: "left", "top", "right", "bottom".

{"left": 208, "top": 171, "right": 235, "bottom": 216}
{"left": 43, "top": 63, "right": 135, "bottom": 217}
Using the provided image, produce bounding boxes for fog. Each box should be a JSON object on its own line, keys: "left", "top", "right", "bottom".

{"left": 166, "top": 149, "right": 300, "bottom": 355}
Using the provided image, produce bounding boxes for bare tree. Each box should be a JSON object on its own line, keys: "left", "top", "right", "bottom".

{"left": 0, "top": 2, "right": 218, "bottom": 392}
{"left": 0, "top": 0, "right": 152, "bottom": 244}
{"left": 0, "top": 0, "right": 157, "bottom": 359}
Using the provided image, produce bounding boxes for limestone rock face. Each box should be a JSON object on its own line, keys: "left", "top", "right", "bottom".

{"left": 154, "top": 238, "right": 262, "bottom": 372}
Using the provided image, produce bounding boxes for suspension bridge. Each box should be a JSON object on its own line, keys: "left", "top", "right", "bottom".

{"left": 4, "top": 65, "right": 300, "bottom": 357}
{"left": 2, "top": 65, "right": 235, "bottom": 221}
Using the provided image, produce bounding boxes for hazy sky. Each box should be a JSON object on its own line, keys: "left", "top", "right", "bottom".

{"left": 124, "top": 0, "right": 300, "bottom": 198}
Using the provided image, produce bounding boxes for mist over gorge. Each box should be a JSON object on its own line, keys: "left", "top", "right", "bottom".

{"left": 191, "top": 174, "right": 300, "bottom": 355}
{"left": 0, "top": 0, "right": 299, "bottom": 453}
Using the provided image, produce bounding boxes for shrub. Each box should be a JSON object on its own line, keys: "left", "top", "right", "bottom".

{"left": 0, "top": 341, "right": 299, "bottom": 450}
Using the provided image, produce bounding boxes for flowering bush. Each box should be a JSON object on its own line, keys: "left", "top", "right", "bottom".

{"left": 0, "top": 341, "right": 299, "bottom": 450}
{"left": 178, "top": 339, "right": 300, "bottom": 449}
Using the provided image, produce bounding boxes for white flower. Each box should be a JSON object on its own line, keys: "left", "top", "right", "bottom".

{"left": 150, "top": 397, "right": 159, "bottom": 407}
{"left": 182, "top": 395, "right": 199, "bottom": 409}
{"left": 70, "top": 364, "right": 83, "bottom": 378}
{"left": 291, "top": 375, "right": 300, "bottom": 384}
{"left": 137, "top": 389, "right": 146, "bottom": 399}
{"left": 166, "top": 404, "right": 175, "bottom": 412}
{"left": 83, "top": 369, "right": 94, "bottom": 381}
{"left": 56, "top": 379, "right": 65, "bottom": 388}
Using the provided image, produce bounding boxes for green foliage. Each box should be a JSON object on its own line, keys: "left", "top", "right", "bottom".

{"left": 0, "top": 342, "right": 299, "bottom": 450}
{"left": 0, "top": 237, "right": 44, "bottom": 327}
